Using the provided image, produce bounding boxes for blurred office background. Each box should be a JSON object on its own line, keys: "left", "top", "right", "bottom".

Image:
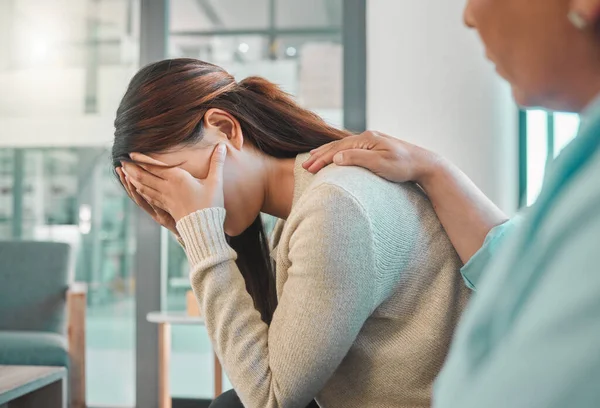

{"left": 0, "top": 0, "right": 352, "bottom": 406}
{"left": 0, "top": 0, "right": 579, "bottom": 407}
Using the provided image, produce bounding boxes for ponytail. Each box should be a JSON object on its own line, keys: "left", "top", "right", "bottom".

{"left": 227, "top": 216, "right": 277, "bottom": 324}
{"left": 234, "top": 76, "right": 349, "bottom": 157}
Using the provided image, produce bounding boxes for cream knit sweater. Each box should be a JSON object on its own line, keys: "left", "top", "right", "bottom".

{"left": 176, "top": 154, "right": 469, "bottom": 408}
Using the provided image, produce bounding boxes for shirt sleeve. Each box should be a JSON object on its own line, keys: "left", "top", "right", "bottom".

{"left": 176, "top": 184, "right": 377, "bottom": 408}
{"left": 445, "top": 211, "right": 600, "bottom": 408}
{"left": 460, "top": 215, "right": 523, "bottom": 290}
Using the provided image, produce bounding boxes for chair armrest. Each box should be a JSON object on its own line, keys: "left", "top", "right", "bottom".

{"left": 67, "top": 282, "right": 87, "bottom": 408}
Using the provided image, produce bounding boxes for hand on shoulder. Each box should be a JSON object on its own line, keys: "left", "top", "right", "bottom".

{"left": 302, "top": 131, "right": 443, "bottom": 185}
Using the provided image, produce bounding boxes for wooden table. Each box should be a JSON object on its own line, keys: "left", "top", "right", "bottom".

{"left": 147, "top": 311, "right": 223, "bottom": 408}
{"left": 0, "top": 365, "right": 66, "bottom": 408}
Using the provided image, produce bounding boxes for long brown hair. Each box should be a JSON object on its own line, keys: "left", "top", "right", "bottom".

{"left": 113, "top": 58, "right": 350, "bottom": 323}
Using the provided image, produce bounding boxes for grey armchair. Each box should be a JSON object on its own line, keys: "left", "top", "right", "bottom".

{"left": 0, "top": 241, "right": 86, "bottom": 408}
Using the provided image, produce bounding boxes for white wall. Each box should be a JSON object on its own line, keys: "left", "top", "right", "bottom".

{"left": 0, "top": 117, "right": 115, "bottom": 147}
{"left": 367, "top": 0, "right": 518, "bottom": 214}
{"left": 0, "top": 67, "right": 135, "bottom": 147}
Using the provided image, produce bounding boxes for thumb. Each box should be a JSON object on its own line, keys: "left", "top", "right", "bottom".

{"left": 333, "top": 149, "right": 380, "bottom": 171}
{"left": 208, "top": 143, "right": 227, "bottom": 183}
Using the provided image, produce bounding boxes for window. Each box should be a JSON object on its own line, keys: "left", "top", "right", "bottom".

{"left": 0, "top": 0, "right": 140, "bottom": 405}
{"left": 520, "top": 111, "right": 580, "bottom": 206}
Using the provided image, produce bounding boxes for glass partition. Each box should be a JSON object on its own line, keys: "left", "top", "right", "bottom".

{"left": 0, "top": 0, "right": 140, "bottom": 406}
{"left": 522, "top": 111, "right": 580, "bottom": 206}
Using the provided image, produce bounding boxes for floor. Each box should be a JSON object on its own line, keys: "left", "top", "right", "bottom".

{"left": 86, "top": 298, "right": 232, "bottom": 407}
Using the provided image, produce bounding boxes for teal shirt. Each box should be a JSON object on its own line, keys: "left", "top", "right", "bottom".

{"left": 434, "top": 97, "right": 600, "bottom": 408}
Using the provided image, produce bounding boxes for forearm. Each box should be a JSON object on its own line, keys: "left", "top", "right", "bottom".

{"left": 419, "top": 158, "right": 509, "bottom": 264}
{"left": 177, "top": 209, "right": 291, "bottom": 407}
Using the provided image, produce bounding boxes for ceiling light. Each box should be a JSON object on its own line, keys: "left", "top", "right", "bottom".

{"left": 238, "top": 43, "right": 250, "bottom": 53}
{"left": 285, "top": 47, "right": 297, "bottom": 57}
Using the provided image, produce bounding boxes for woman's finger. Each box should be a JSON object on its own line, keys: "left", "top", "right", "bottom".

{"left": 120, "top": 163, "right": 172, "bottom": 224}
{"left": 120, "top": 167, "right": 149, "bottom": 211}
{"left": 305, "top": 136, "right": 366, "bottom": 173}
{"left": 130, "top": 152, "right": 173, "bottom": 179}
{"left": 332, "top": 148, "right": 381, "bottom": 169}
{"left": 122, "top": 162, "right": 165, "bottom": 191}
{"left": 139, "top": 191, "right": 166, "bottom": 212}
{"left": 309, "top": 143, "right": 331, "bottom": 156}
{"left": 303, "top": 142, "right": 338, "bottom": 169}
{"left": 124, "top": 172, "right": 156, "bottom": 215}
{"left": 306, "top": 131, "right": 385, "bottom": 173}
{"left": 304, "top": 133, "right": 373, "bottom": 169}
{"left": 125, "top": 170, "right": 167, "bottom": 210}
{"left": 310, "top": 136, "right": 349, "bottom": 155}
{"left": 206, "top": 144, "right": 227, "bottom": 185}
{"left": 151, "top": 204, "right": 171, "bottom": 219}
{"left": 308, "top": 140, "right": 341, "bottom": 159}
{"left": 126, "top": 173, "right": 162, "bottom": 198}
{"left": 116, "top": 167, "right": 133, "bottom": 200}
{"left": 130, "top": 152, "right": 169, "bottom": 166}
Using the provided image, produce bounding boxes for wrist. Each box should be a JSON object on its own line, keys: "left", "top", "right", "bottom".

{"left": 173, "top": 207, "right": 201, "bottom": 224}
{"left": 176, "top": 207, "right": 232, "bottom": 266}
{"left": 417, "top": 152, "right": 451, "bottom": 192}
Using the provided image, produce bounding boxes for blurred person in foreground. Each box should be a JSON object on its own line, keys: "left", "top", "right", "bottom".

{"left": 305, "top": 0, "right": 600, "bottom": 407}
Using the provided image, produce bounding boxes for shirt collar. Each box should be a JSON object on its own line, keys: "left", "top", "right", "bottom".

{"left": 579, "top": 92, "right": 600, "bottom": 136}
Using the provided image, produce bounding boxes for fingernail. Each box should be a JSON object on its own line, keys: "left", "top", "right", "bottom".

{"left": 218, "top": 144, "right": 227, "bottom": 154}
{"left": 334, "top": 153, "right": 344, "bottom": 164}
{"left": 568, "top": 10, "right": 588, "bottom": 30}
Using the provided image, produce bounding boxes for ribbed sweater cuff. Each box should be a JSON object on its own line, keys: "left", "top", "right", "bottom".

{"left": 176, "top": 208, "right": 234, "bottom": 267}
{"left": 175, "top": 234, "right": 186, "bottom": 249}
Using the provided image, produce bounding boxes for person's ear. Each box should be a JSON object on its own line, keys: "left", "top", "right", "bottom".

{"left": 569, "top": 0, "right": 600, "bottom": 29}
{"left": 203, "top": 108, "right": 244, "bottom": 150}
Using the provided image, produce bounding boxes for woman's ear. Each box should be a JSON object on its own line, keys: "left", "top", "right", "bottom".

{"left": 569, "top": 0, "right": 600, "bottom": 29}
{"left": 203, "top": 108, "right": 244, "bottom": 150}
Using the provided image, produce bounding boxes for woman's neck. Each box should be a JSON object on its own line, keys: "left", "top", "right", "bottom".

{"left": 262, "top": 156, "right": 296, "bottom": 220}
{"left": 574, "top": 77, "right": 600, "bottom": 113}
{"left": 563, "top": 47, "right": 600, "bottom": 112}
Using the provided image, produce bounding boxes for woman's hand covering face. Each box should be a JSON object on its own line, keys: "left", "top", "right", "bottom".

{"left": 120, "top": 144, "right": 227, "bottom": 224}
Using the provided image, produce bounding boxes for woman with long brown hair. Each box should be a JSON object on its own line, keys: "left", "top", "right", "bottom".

{"left": 113, "top": 58, "right": 469, "bottom": 408}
